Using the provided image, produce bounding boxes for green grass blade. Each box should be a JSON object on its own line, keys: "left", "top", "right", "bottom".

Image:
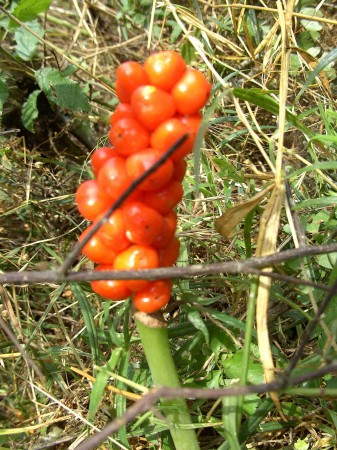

{"left": 295, "top": 48, "right": 337, "bottom": 102}
{"left": 232, "top": 87, "right": 314, "bottom": 139}
{"left": 287, "top": 161, "right": 337, "bottom": 179}
{"left": 88, "top": 347, "right": 122, "bottom": 422}
{"left": 70, "top": 283, "right": 99, "bottom": 367}
{"left": 222, "top": 394, "right": 241, "bottom": 450}
{"left": 292, "top": 196, "right": 337, "bottom": 210}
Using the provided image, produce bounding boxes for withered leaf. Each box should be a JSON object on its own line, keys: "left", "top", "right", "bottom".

{"left": 214, "top": 184, "right": 274, "bottom": 239}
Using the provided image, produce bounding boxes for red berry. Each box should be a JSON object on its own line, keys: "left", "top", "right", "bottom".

{"left": 126, "top": 148, "right": 174, "bottom": 191}
{"left": 97, "top": 157, "right": 132, "bottom": 200}
{"left": 150, "top": 118, "right": 194, "bottom": 162}
{"left": 91, "top": 146, "right": 116, "bottom": 177}
{"left": 158, "top": 236, "right": 180, "bottom": 267}
{"left": 109, "top": 118, "right": 150, "bottom": 157}
{"left": 144, "top": 51, "right": 186, "bottom": 91}
{"left": 91, "top": 265, "right": 132, "bottom": 300}
{"left": 122, "top": 201, "right": 163, "bottom": 246}
{"left": 131, "top": 85, "right": 176, "bottom": 131}
{"left": 116, "top": 61, "right": 149, "bottom": 103}
{"left": 110, "top": 103, "right": 136, "bottom": 126}
{"left": 142, "top": 180, "right": 183, "bottom": 215}
{"left": 79, "top": 226, "right": 117, "bottom": 264}
{"left": 133, "top": 280, "right": 172, "bottom": 313}
{"left": 76, "top": 180, "right": 112, "bottom": 221}
{"left": 95, "top": 209, "right": 130, "bottom": 252}
{"left": 113, "top": 244, "right": 159, "bottom": 291}
{"left": 172, "top": 68, "right": 211, "bottom": 115}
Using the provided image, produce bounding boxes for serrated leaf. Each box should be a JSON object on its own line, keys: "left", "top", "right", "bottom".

{"left": 21, "top": 89, "right": 41, "bottom": 132}
{"left": 53, "top": 83, "right": 90, "bottom": 112}
{"left": 35, "top": 67, "right": 90, "bottom": 112}
{"left": 36, "top": 67, "right": 68, "bottom": 96}
{"left": 10, "top": 0, "right": 52, "bottom": 28}
{"left": 14, "top": 20, "right": 44, "bottom": 61}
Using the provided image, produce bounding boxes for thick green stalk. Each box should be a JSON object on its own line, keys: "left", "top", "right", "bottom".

{"left": 135, "top": 312, "right": 200, "bottom": 450}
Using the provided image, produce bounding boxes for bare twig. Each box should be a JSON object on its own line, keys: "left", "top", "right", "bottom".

{"left": 1, "top": 243, "right": 337, "bottom": 285}
{"left": 57, "top": 134, "right": 189, "bottom": 276}
{"left": 73, "top": 360, "right": 337, "bottom": 450}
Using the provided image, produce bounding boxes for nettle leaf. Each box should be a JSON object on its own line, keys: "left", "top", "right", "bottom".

{"left": 21, "top": 89, "right": 41, "bottom": 132}
{"left": 14, "top": 20, "right": 44, "bottom": 61}
{"left": 10, "top": 0, "right": 52, "bottom": 28}
{"left": 35, "top": 67, "right": 90, "bottom": 112}
{"left": 53, "top": 83, "right": 90, "bottom": 112}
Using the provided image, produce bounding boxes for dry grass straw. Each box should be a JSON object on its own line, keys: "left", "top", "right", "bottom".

{"left": 253, "top": 0, "right": 291, "bottom": 415}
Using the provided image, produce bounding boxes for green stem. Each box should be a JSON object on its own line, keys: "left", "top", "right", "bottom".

{"left": 135, "top": 312, "right": 200, "bottom": 450}
{"left": 237, "top": 276, "right": 259, "bottom": 427}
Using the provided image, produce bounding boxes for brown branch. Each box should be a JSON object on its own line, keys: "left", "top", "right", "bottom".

{"left": 1, "top": 243, "right": 337, "bottom": 285}
{"left": 57, "top": 134, "right": 189, "bottom": 276}
{"left": 73, "top": 360, "right": 337, "bottom": 450}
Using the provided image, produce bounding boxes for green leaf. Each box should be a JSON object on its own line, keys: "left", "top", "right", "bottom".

{"left": 170, "top": 22, "right": 182, "bottom": 44}
{"left": 88, "top": 348, "right": 122, "bottom": 422}
{"left": 292, "top": 196, "right": 337, "bottom": 211}
{"left": 288, "top": 161, "right": 337, "bottom": 179}
{"left": 239, "top": 398, "right": 274, "bottom": 443}
{"left": 294, "top": 439, "right": 310, "bottom": 450}
{"left": 10, "top": 0, "right": 52, "bottom": 28}
{"left": 317, "top": 253, "right": 337, "bottom": 270}
{"left": 14, "top": 20, "right": 44, "bottom": 60}
{"left": 181, "top": 41, "right": 196, "bottom": 65}
{"left": 186, "top": 309, "right": 209, "bottom": 343}
{"left": 21, "top": 89, "right": 41, "bottom": 132}
{"left": 309, "top": 134, "right": 337, "bottom": 147}
{"left": 300, "top": 7, "right": 323, "bottom": 32}
{"left": 35, "top": 67, "right": 90, "bottom": 112}
{"left": 53, "top": 83, "right": 90, "bottom": 112}
{"left": 222, "top": 350, "right": 263, "bottom": 416}
{"left": 295, "top": 47, "right": 337, "bottom": 102}
{"left": 209, "top": 325, "right": 236, "bottom": 357}
{"left": 232, "top": 88, "right": 315, "bottom": 139}
{"left": 222, "top": 350, "right": 264, "bottom": 385}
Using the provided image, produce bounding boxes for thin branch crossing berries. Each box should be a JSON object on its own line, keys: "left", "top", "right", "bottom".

{"left": 75, "top": 50, "right": 211, "bottom": 313}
